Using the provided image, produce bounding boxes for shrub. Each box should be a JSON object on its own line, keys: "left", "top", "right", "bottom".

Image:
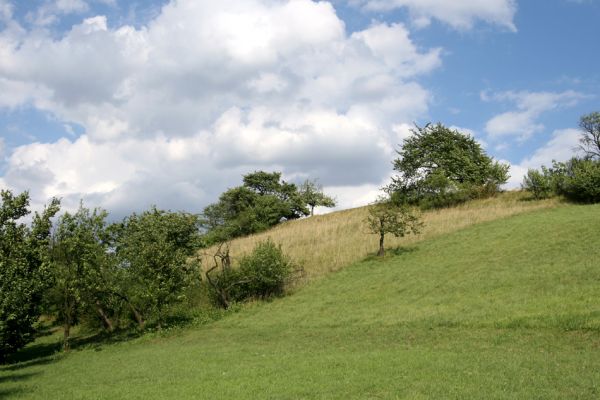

{"left": 560, "top": 158, "right": 600, "bottom": 203}
{"left": 207, "top": 240, "right": 296, "bottom": 307}
{"left": 522, "top": 168, "right": 553, "bottom": 199}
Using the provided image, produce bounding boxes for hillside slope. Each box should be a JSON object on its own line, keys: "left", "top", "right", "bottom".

{"left": 1, "top": 203, "right": 599, "bottom": 399}
{"left": 201, "top": 192, "right": 560, "bottom": 280}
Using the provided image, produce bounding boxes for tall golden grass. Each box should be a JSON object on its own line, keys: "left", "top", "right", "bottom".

{"left": 200, "top": 191, "right": 562, "bottom": 282}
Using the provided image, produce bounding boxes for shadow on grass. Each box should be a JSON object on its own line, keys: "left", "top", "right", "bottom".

{"left": 0, "top": 372, "right": 41, "bottom": 399}
{"left": 364, "top": 246, "right": 418, "bottom": 262}
{"left": 1, "top": 328, "right": 143, "bottom": 370}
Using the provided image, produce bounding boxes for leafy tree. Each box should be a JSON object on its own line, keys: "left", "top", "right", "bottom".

{"left": 389, "top": 123, "right": 509, "bottom": 208}
{"left": 365, "top": 198, "right": 422, "bottom": 257}
{"left": 202, "top": 171, "right": 310, "bottom": 243}
{"left": 521, "top": 168, "right": 553, "bottom": 199}
{"left": 0, "top": 190, "right": 59, "bottom": 359}
{"left": 299, "top": 179, "right": 336, "bottom": 216}
{"left": 578, "top": 111, "right": 600, "bottom": 159}
{"left": 46, "top": 204, "right": 115, "bottom": 350}
{"left": 114, "top": 207, "right": 202, "bottom": 329}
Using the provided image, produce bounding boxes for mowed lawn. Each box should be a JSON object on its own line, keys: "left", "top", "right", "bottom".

{"left": 1, "top": 204, "right": 599, "bottom": 399}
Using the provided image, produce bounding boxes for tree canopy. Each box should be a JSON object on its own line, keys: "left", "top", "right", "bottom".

{"left": 0, "top": 190, "right": 60, "bottom": 359}
{"left": 202, "top": 171, "right": 334, "bottom": 243}
{"left": 389, "top": 123, "right": 509, "bottom": 208}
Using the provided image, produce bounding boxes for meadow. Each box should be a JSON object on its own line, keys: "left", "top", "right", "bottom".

{"left": 1, "top": 200, "right": 598, "bottom": 399}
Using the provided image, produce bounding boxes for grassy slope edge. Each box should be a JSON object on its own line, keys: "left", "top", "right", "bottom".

{"left": 1, "top": 202, "right": 599, "bottom": 399}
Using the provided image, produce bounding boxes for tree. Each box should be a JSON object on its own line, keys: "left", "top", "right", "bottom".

{"left": 113, "top": 207, "right": 202, "bottom": 329}
{"left": 202, "top": 171, "right": 310, "bottom": 243}
{"left": 578, "top": 111, "right": 600, "bottom": 159}
{"left": 521, "top": 168, "right": 553, "bottom": 200}
{"left": 365, "top": 198, "right": 422, "bottom": 257}
{"left": 0, "top": 190, "right": 60, "bottom": 359}
{"left": 46, "top": 204, "right": 115, "bottom": 350}
{"left": 389, "top": 123, "right": 509, "bottom": 208}
{"left": 299, "top": 179, "right": 336, "bottom": 216}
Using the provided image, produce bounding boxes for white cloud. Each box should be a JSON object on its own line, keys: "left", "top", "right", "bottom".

{"left": 484, "top": 90, "right": 587, "bottom": 140}
{"left": 351, "top": 0, "right": 517, "bottom": 31}
{"left": 505, "top": 128, "right": 582, "bottom": 188}
{"left": 0, "top": 0, "right": 442, "bottom": 214}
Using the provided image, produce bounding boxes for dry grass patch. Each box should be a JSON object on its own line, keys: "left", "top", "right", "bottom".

{"left": 200, "top": 191, "right": 562, "bottom": 281}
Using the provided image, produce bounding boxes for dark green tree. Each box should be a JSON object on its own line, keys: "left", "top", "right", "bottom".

{"left": 299, "top": 179, "right": 336, "bottom": 216}
{"left": 0, "top": 190, "right": 59, "bottom": 359}
{"left": 578, "top": 111, "right": 600, "bottom": 159}
{"left": 202, "top": 171, "right": 310, "bottom": 243}
{"left": 114, "top": 207, "right": 202, "bottom": 329}
{"left": 389, "top": 123, "right": 509, "bottom": 208}
{"left": 365, "top": 198, "right": 422, "bottom": 257}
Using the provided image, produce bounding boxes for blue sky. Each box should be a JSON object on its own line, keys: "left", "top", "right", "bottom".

{"left": 0, "top": 0, "right": 598, "bottom": 215}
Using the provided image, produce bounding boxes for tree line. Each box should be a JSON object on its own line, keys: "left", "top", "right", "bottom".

{"left": 0, "top": 173, "right": 335, "bottom": 360}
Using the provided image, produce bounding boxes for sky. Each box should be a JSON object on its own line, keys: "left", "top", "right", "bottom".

{"left": 0, "top": 0, "right": 598, "bottom": 217}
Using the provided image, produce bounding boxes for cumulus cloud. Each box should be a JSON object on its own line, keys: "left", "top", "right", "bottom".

{"left": 0, "top": 0, "right": 442, "bottom": 214}
{"left": 483, "top": 90, "right": 587, "bottom": 140}
{"left": 350, "top": 0, "right": 517, "bottom": 31}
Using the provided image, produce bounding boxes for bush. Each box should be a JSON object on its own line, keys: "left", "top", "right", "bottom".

{"left": 522, "top": 168, "right": 553, "bottom": 199}
{"left": 207, "top": 240, "right": 296, "bottom": 307}
{"left": 522, "top": 158, "right": 600, "bottom": 203}
{"left": 560, "top": 158, "right": 600, "bottom": 203}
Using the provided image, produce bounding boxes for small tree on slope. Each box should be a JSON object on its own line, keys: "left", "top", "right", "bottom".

{"left": 365, "top": 199, "right": 423, "bottom": 257}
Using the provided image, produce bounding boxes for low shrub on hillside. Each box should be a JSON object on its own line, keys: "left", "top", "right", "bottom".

{"left": 207, "top": 239, "right": 298, "bottom": 308}
{"left": 522, "top": 158, "right": 600, "bottom": 203}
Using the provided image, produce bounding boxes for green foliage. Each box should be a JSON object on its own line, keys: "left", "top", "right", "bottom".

{"left": 365, "top": 199, "right": 422, "bottom": 256}
{"left": 521, "top": 168, "right": 553, "bottom": 199}
{"left": 390, "top": 123, "right": 509, "bottom": 208}
{"left": 45, "top": 204, "right": 116, "bottom": 349}
{"left": 558, "top": 158, "right": 600, "bottom": 203}
{"left": 0, "top": 190, "right": 59, "bottom": 359}
{"left": 523, "top": 158, "right": 600, "bottom": 203}
{"left": 207, "top": 240, "right": 296, "bottom": 307}
{"left": 299, "top": 179, "right": 336, "bottom": 216}
{"left": 578, "top": 111, "right": 600, "bottom": 159}
{"left": 114, "top": 207, "right": 202, "bottom": 327}
{"left": 202, "top": 171, "right": 320, "bottom": 243}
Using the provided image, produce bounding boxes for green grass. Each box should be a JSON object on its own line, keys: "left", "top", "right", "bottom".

{"left": 2, "top": 204, "right": 600, "bottom": 399}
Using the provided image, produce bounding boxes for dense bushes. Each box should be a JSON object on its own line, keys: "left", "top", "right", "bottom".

{"left": 522, "top": 158, "right": 600, "bottom": 203}
{"left": 206, "top": 240, "right": 297, "bottom": 308}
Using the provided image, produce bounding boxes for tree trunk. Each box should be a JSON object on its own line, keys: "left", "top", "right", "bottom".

{"left": 63, "top": 321, "right": 71, "bottom": 351}
{"left": 378, "top": 232, "right": 385, "bottom": 257}
{"left": 128, "top": 303, "right": 145, "bottom": 330}
{"left": 96, "top": 301, "right": 114, "bottom": 332}
{"left": 310, "top": 205, "right": 315, "bottom": 216}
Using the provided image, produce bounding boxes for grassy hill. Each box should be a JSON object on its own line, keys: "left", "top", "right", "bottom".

{"left": 201, "top": 191, "right": 560, "bottom": 280}
{"left": 2, "top": 198, "right": 599, "bottom": 399}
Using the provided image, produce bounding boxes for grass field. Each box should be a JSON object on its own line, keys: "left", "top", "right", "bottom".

{"left": 1, "top": 202, "right": 599, "bottom": 399}
{"left": 200, "top": 191, "right": 561, "bottom": 280}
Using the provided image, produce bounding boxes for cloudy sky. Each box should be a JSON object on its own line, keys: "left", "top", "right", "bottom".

{"left": 0, "top": 0, "right": 598, "bottom": 216}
